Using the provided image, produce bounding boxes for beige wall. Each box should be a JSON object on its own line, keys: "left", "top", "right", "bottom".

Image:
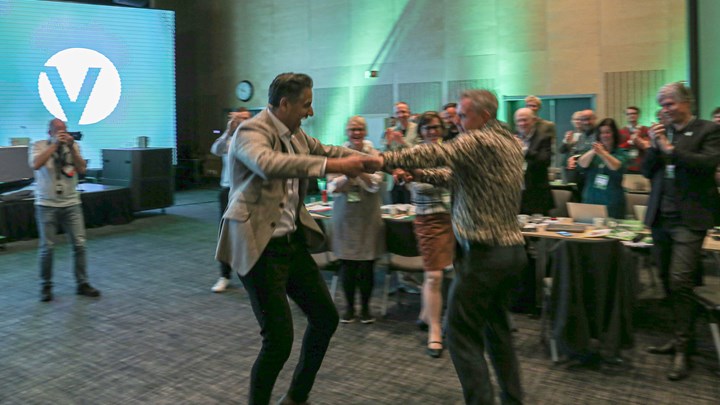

{"left": 153, "top": 0, "right": 687, "bottom": 157}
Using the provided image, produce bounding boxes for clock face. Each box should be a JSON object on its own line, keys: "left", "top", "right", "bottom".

{"left": 236, "top": 80, "right": 253, "bottom": 101}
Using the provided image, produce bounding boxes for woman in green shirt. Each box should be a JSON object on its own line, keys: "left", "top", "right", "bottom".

{"left": 578, "top": 118, "right": 628, "bottom": 219}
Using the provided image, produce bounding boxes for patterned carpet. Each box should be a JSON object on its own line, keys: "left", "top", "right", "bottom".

{"left": 0, "top": 187, "right": 718, "bottom": 404}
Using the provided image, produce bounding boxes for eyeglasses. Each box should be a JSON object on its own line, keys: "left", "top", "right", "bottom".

{"left": 422, "top": 125, "right": 442, "bottom": 131}
{"left": 347, "top": 127, "right": 365, "bottom": 132}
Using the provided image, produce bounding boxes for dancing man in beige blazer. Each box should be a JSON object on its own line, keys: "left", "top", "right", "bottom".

{"left": 216, "top": 73, "right": 375, "bottom": 405}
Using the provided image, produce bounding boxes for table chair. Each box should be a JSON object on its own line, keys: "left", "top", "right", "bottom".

{"left": 310, "top": 218, "right": 341, "bottom": 302}
{"left": 622, "top": 173, "right": 651, "bottom": 193}
{"left": 625, "top": 193, "right": 649, "bottom": 220}
{"left": 381, "top": 219, "right": 424, "bottom": 317}
{"left": 624, "top": 193, "right": 657, "bottom": 287}
{"left": 549, "top": 189, "right": 572, "bottom": 218}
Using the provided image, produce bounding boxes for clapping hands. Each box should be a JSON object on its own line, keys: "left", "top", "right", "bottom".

{"left": 591, "top": 142, "right": 608, "bottom": 156}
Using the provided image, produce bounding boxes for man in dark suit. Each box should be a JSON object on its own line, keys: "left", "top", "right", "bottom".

{"left": 525, "top": 95, "right": 557, "bottom": 163}
{"left": 515, "top": 107, "right": 554, "bottom": 215}
{"left": 643, "top": 82, "right": 720, "bottom": 381}
{"left": 216, "top": 73, "right": 375, "bottom": 405}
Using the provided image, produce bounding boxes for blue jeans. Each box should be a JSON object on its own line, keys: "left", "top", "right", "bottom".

{"left": 35, "top": 204, "right": 88, "bottom": 288}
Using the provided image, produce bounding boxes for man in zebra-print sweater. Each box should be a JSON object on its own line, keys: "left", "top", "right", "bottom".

{"left": 373, "top": 89, "right": 527, "bottom": 405}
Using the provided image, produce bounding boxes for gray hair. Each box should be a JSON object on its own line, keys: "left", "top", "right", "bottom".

{"left": 657, "top": 82, "right": 694, "bottom": 105}
{"left": 459, "top": 89, "right": 498, "bottom": 118}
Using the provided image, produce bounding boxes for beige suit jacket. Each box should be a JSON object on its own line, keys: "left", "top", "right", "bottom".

{"left": 215, "top": 108, "right": 356, "bottom": 276}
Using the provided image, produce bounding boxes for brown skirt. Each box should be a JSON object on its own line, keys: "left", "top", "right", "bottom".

{"left": 414, "top": 213, "right": 454, "bottom": 272}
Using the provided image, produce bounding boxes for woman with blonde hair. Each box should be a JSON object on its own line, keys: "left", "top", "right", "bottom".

{"left": 328, "top": 116, "right": 385, "bottom": 324}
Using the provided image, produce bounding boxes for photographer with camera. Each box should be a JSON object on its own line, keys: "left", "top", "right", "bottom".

{"left": 30, "top": 118, "right": 99, "bottom": 302}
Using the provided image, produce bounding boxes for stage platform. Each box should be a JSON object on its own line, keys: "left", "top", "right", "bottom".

{"left": 0, "top": 183, "right": 134, "bottom": 242}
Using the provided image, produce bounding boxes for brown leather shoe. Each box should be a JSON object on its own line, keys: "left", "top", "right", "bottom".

{"left": 647, "top": 341, "right": 675, "bottom": 355}
{"left": 667, "top": 352, "right": 690, "bottom": 381}
{"left": 277, "top": 394, "right": 310, "bottom": 405}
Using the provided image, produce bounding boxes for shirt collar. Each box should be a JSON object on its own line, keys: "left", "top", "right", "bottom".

{"left": 267, "top": 107, "right": 292, "bottom": 141}
{"left": 519, "top": 127, "right": 535, "bottom": 140}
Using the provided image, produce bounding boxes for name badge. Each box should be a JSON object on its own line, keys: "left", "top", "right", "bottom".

{"left": 665, "top": 164, "right": 675, "bottom": 179}
{"left": 593, "top": 174, "right": 609, "bottom": 190}
{"left": 347, "top": 190, "right": 361, "bottom": 202}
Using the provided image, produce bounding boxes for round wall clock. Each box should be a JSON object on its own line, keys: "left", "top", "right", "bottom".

{"left": 235, "top": 80, "right": 254, "bottom": 102}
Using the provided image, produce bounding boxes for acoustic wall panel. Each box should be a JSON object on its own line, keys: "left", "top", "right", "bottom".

{"left": 604, "top": 70, "right": 666, "bottom": 126}
{"left": 304, "top": 86, "right": 350, "bottom": 146}
{"left": 398, "top": 82, "right": 442, "bottom": 114}
{"left": 447, "top": 79, "right": 497, "bottom": 102}
{"left": 353, "top": 84, "right": 394, "bottom": 115}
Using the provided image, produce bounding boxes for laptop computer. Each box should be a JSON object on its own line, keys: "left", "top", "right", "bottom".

{"left": 567, "top": 202, "right": 609, "bottom": 224}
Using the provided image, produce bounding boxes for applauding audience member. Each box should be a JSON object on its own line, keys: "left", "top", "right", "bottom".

{"left": 385, "top": 102, "right": 419, "bottom": 204}
{"left": 562, "top": 109, "right": 597, "bottom": 192}
{"left": 515, "top": 108, "right": 554, "bottom": 215}
{"left": 619, "top": 106, "right": 650, "bottom": 173}
{"left": 644, "top": 83, "right": 720, "bottom": 381}
{"left": 328, "top": 116, "right": 385, "bottom": 324}
{"left": 440, "top": 103, "right": 460, "bottom": 141}
{"left": 577, "top": 118, "right": 628, "bottom": 219}
{"left": 210, "top": 107, "right": 252, "bottom": 293}
{"left": 409, "top": 111, "right": 455, "bottom": 358}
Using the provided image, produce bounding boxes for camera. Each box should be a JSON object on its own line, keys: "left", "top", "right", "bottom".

{"left": 68, "top": 131, "right": 83, "bottom": 141}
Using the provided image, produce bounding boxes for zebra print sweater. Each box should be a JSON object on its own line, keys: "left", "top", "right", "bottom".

{"left": 382, "top": 120, "right": 525, "bottom": 246}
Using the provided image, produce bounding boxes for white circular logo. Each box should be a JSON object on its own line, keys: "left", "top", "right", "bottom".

{"left": 38, "top": 48, "right": 122, "bottom": 125}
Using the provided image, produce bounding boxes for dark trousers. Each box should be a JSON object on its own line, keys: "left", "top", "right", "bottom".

{"left": 239, "top": 234, "right": 339, "bottom": 405}
{"left": 218, "top": 187, "right": 232, "bottom": 278}
{"left": 651, "top": 216, "right": 706, "bottom": 352}
{"left": 340, "top": 259, "right": 375, "bottom": 312}
{"left": 447, "top": 242, "right": 526, "bottom": 405}
{"left": 390, "top": 183, "right": 410, "bottom": 204}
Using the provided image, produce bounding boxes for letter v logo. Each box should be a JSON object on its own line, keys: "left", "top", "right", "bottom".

{"left": 38, "top": 48, "right": 122, "bottom": 125}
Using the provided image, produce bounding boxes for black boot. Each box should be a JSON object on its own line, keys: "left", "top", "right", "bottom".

{"left": 667, "top": 352, "right": 690, "bottom": 381}
{"left": 647, "top": 340, "right": 675, "bottom": 355}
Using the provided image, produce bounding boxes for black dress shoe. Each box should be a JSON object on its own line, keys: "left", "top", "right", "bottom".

{"left": 77, "top": 283, "right": 100, "bottom": 297}
{"left": 647, "top": 341, "right": 675, "bottom": 355}
{"left": 426, "top": 341, "right": 443, "bottom": 358}
{"left": 40, "top": 286, "right": 53, "bottom": 302}
{"left": 667, "top": 353, "right": 690, "bottom": 381}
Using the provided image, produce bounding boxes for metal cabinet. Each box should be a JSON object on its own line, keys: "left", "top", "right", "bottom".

{"left": 102, "top": 148, "right": 174, "bottom": 211}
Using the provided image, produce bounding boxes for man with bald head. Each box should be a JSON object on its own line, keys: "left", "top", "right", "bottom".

{"left": 515, "top": 108, "right": 554, "bottom": 215}
{"left": 561, "top": 109, "right": 597, "bottom": 191}
{"left": 525, "top": 95, "right": 557, "bottom": 163}
{"left": 30, "top": 118, "right": 99, "bottom": 302}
